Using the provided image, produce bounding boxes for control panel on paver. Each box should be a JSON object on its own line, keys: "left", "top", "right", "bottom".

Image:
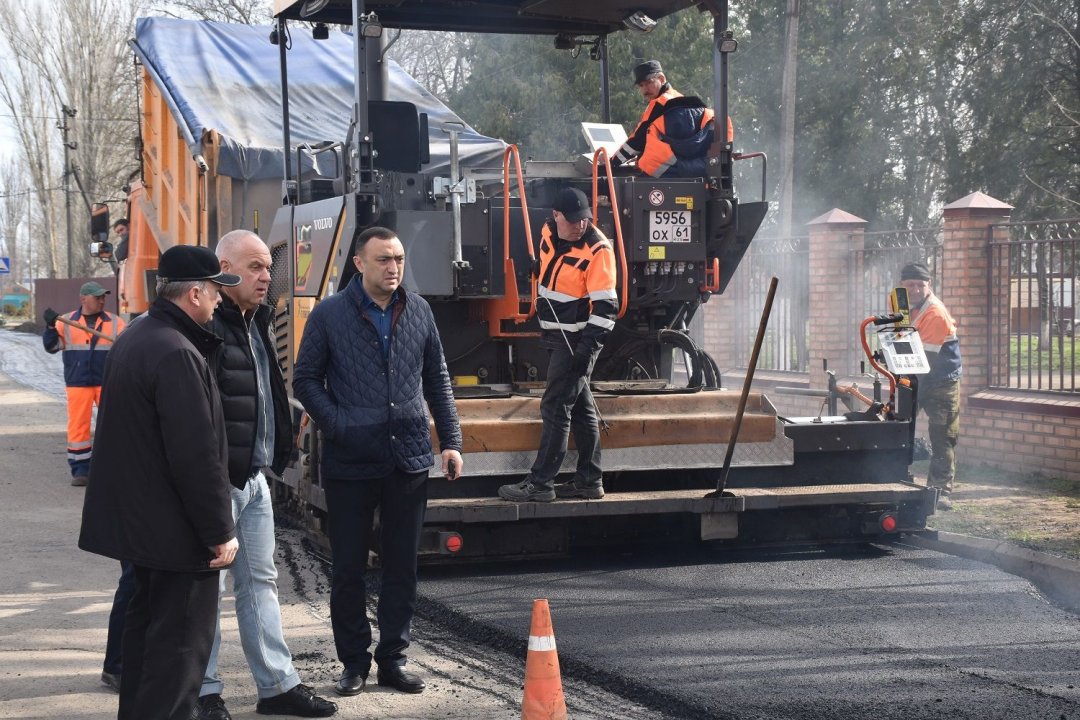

{"left": 878, "top": 327, "right": 930, "bottom": 375}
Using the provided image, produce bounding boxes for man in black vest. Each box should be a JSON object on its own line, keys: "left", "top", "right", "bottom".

{"left": 194, "top": 230, "right": 336, "bottom": 719}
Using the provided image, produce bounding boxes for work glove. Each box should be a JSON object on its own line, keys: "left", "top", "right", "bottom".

{"left": 43, "top": 308, "right": 59, "bottom": 328}
{"left": 570, "top": 351, "right": 593, "bottom": 377}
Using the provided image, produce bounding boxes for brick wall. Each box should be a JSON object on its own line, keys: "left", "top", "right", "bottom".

{"left": 702, "top": 192, "right": 1080, "bottom": 482}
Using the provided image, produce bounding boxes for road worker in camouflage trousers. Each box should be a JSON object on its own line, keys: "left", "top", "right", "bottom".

{"left": 900, "top": 262, "right": 962, "bottom": 510}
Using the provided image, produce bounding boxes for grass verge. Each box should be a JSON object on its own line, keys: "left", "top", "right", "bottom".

{"left": 913, "top": 461, "right": 1080, "bottom": 562}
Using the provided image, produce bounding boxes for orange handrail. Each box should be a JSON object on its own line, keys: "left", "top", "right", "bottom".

{"left": 483, "top": 145, "right": 537, "bottom": 336}
{"left": 590, "top": 148, "right": 630, "bottom": 319}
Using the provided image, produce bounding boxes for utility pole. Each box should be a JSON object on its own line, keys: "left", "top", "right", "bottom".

{"left": 778, "top": 0, "right": 800, "bottom": 236}
{"left": 59, "top": 104, "right": 77, "bottom": 277}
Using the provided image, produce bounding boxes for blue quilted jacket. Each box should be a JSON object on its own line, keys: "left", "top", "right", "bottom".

{"left": 292, "top": 276, "right": 462, "bottom": 480}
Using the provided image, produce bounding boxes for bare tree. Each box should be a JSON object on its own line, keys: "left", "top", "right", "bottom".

{"left": 387, "top": 30, "right": 474, "bottom": 102}
{"left": 154, "top": 0, "right": 268, "bottom": 23}
{"left": 0, "top": 0, "right": 142, "bottom": 279}
{"left": 0, "top": 159, "right": 26, "bottom": 285}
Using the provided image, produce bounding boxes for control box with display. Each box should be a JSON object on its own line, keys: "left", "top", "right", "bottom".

{"left": 878, "top": 326, "right": 930, "bottom": 375}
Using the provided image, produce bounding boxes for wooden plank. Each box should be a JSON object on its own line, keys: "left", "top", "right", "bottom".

{"left": 439, "top": 391, "right": 779, "bottom": 453}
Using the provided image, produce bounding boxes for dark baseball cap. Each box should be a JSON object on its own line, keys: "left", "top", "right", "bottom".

{"left": 80, "top": 281, "right": 110, "bottom": 297}
{"left": 633, "top": 60, "right": 663, "bottom": 85}
{"left": 158, "top": 245, "right": 241, "bottom": 286}
{"left": 553, "top": 188, "right": 592, "bottom": 222}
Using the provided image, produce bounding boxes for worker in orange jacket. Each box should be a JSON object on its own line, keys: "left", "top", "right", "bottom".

{"left": 613, "top": 60, "right": 733, "bottom": 178}
{"left": 899, "top": 262, "right": 962, "bottom": 510}
{"left": 498, "top": 188, "right": 618, "bottom": 502}
{"left": 42, "top": 281, "right": 126, "bottom": 486}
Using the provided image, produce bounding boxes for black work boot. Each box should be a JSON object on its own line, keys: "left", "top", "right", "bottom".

{"left": 554, "top": 479, "right": 604, "bottom": 499}
{"left": 497, "top": 479, "right": 555, "bottom": 502}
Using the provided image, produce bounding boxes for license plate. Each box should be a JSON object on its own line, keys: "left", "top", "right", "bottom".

{"left": 649, "top": 210, "right": 691, "bottom": 243}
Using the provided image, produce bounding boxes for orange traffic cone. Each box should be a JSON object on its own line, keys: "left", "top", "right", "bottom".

{"left": 521, "top": 599, "right": 568, "bottom": 720}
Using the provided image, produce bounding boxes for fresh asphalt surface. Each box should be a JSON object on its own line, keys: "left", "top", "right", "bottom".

{"left": 416, "top": 543, "right": 1080, "bottom": 719}
{"left": 3, "top": 329, "right": 1078, "bottom": 719}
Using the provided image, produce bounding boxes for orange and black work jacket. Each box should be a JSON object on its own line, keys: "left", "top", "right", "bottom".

{"left": 639, "top": 96, "right": 715, "bottom": 178}
{"left": 614, "top": 84, "right": 734, "bottom": 176}
{"left": 42, "top": 310, "right": 125, "bottom": 387}
{"left": 909, "top": 292, "right": 962, "bottom": 388}
{"left": 536, "top": 220, "right": 618, "bottom": 356}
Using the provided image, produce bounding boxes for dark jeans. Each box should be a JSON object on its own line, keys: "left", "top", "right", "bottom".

{"left": 103, "top": 561, "right": 135, "bottom": 674}
{"left": 323, "top": 468, "right": 428, "bottom": 675}
{"left": 922, "top": 379, "right": 961, "bottom": 495}
{"left": 118, "top": 565, "right": 219, "bottom": 720}
{"left": 529, "top": 343, "right": 602, "bottom": 490}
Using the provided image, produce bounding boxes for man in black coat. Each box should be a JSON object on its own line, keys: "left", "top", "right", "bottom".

{"left": 194, "top": 230, "right": 336, "bottom": 720}
{"left": 293, "top": 226, "right": 463, "bottom": 698}
{"left": 79, "top": 245, "right": 242, "bottom": 720}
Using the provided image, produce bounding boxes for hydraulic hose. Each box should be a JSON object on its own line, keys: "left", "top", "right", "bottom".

{"left": 658, "top": 329, "right": 703, "bottom": 390}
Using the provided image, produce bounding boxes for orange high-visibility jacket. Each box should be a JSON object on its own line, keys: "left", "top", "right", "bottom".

{"left": 536, "top": 220, "right": 618, "bottom": 355}
{"left": 614, "top": 84, "right": 733, "bottom": 170}
{"left": 638, "top": 97, "right": 716, "bottom": 178}
{"left": 42, "top": 310, "right": 126, "bottom": 387}
{"left": 910, "top": 293, "right": 962, "bottom": 386}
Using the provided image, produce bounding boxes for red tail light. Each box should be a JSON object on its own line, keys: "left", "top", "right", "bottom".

{"left": 440, "top": 531, "right": 463, "bottom": 553}
{"left": 880, "top": 514, "right": 898, "bottom": 533}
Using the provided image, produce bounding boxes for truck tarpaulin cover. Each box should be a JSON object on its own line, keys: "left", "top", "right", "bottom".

{"left": 131, "top": 17, "right": 506, "bottom": 181}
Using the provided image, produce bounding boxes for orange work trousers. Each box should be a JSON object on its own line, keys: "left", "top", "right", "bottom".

{"left": 66, "top": 385, "right": 102, "bottom": 477}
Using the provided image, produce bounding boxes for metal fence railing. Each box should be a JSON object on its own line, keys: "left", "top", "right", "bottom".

{"left": 854, "top": 228, "right": 943, "bottom": 319}
{"left": 730, "top": 235, "right": 809, "bottom": 373}
{"left": 988, "top": 219, "right": 1080, "bottom": 393}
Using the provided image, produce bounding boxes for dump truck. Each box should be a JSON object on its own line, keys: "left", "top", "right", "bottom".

{"left": 103, "top": 1, "right": 938, "bottom": 561}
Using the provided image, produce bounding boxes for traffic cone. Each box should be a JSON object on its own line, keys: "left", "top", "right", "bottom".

{"left": 521, "top": 599, "right": 567, "bottom": 720}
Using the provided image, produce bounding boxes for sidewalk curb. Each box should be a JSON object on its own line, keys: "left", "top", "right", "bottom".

{"left": 909, "top": 530, "right": 1080, "bottom": 613}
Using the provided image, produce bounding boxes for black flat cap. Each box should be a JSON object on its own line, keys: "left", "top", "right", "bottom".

{"left": 553, "top": 188, "right": 592, "bottom": 222}
{"left": 158, "top": 245, "right": 241, "bottom": 286}
{"left": 899, "top": 262, "right": 932, "bottom": 282}
{"left": 633, "top": 60, "right": 663, "bottom": 85}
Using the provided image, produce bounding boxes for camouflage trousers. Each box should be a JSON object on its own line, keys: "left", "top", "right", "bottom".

{"left": 920, "top": 380, "right": 961, "bottom": 496}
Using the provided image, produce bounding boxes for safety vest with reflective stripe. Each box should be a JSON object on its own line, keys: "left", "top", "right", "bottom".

{"left": 43, "top": 310, "right": 125, "bottom": 387}
{"left": 909, "top": 293, "right": 961, "bottom": 386}
{"left": 536, "top": 220, "right": 618, "bottom": 355}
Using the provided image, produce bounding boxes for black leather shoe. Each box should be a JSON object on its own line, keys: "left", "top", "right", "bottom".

{"left": 195, "top": 694, "right": 232, "bottom": 720}
{"left": 334, "top": 670, "right": 367, "bottom": 697}
{"left": 376, "top": 665, "right": 425, "bottom": 694}
{"left": 100, "top": 671, "right": 121, "bottom": 693}
{"left": 256, "top": 684, "right": 337, "bottom": 717}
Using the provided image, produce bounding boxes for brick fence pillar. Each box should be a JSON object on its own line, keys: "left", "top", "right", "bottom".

{"left": 941, "top": 192, "right": 1013, "bottom": 404}
{"left": 807, "top": 209, "right": 867, "bottom": 388}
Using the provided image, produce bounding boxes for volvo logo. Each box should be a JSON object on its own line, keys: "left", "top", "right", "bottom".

{"left": 313, "top": 216, "right": 334, "bottom": 230}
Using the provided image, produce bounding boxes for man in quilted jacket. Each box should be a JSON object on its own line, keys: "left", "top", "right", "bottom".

{"left": 293, "top": 226, "right": 463, "bottom": 698}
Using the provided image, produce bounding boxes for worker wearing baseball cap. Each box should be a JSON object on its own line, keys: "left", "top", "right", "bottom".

{"left": 42, "top": 279, "right": 126, "bottom": 486}
{"left": 498, "top": 187, "right": 618, "bottom": 502}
